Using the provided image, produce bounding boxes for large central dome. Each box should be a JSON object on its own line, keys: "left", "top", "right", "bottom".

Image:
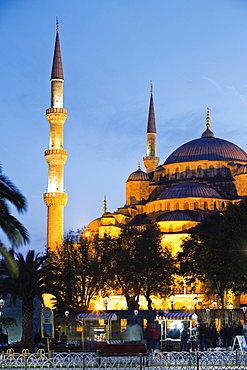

{"left": 164, "top": 136, "right": 247, "bottom": 165}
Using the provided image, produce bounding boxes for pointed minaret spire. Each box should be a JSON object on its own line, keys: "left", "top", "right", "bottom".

{"left": 103, "top": 196, "right": 107, "bottom": 214}
{"left": 51, "top": 20, "right": 64, "bottom": 82}
{"left": 201, "top": 107, "right": 214, "bottom": 138}
{"left": 143, "top": 83, "right": 160, "bottom": 173}
{"left": 44, "top": 21, "right": 68, "bottom": 253}
{"left": 147, "top": 82, "right": 156, "bottom": 134}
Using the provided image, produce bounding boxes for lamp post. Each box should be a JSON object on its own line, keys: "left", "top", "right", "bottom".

{"left": 0, "top": 299, "right": 5, "bottom": 345}
{"left": 193, "top": 297, "right": 198, "bottom": 313}
{"left": 64, "top": 310, "right": 69, "bottom": 343}
{"left": 228, "top": 303, "right": 233, "bottom": 325}
{"left": 103, "top": 296, "right": 109, "bottom": 311}
{"left": 212, "top": 301, "right": 217, "bottom": 326}
{"left": 243, "top": 307, "right": 247, "bottom": 324}
{"left": 169, "top": 294, "right": 175, "bottom": 312}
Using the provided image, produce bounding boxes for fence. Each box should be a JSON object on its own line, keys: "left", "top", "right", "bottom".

{"left": 1, "top": 350, "right": 247, "bottom": 369}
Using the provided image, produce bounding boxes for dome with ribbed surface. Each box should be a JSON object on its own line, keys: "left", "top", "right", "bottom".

{"left": 127, "top": 164, "right": 149, "bottom": 181}
{"left": 157, "top": 182, "right": 222, "bottom": 199}
{"left": 161, "top": 211, "right": 193, "bottom": 221}
{"left": 164, "top": 137, "right": 247, "bottom": 165}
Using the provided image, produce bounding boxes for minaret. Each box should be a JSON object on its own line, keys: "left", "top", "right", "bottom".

{"left": 43, "top": 20, "right": 68, "bottom": 252}
{"left": 143, "top": 83, "right": 160, "bottom": 173}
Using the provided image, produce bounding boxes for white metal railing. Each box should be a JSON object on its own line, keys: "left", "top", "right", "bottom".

{"left": 0, "top": 350, "right": 247, "bottom": 369}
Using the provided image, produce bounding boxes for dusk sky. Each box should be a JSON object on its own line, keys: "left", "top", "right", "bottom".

{"left": 1, "top": 0, "right": 247, "bottom": 253}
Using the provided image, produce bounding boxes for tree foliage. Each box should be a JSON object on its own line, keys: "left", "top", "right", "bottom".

{"left": 50, "top": 230, "right": 113, "bottom": 315}
{"left": 0, "top": 250, "right": 63, "bottom": 342}
{"left": 177, "top": 202, "right": 247, "bottom": 308}
{"left": 0, "top": 164, "right": 29, "bottom": 248}
{"left": 108, "top": 224, "right": 177, "bottom": 309}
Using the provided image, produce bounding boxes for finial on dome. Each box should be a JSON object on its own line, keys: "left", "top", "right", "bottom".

{"left": 206, "top": 107, "right": 210, "bottom": 128}
{"left": 150, "top": 81, "right": 153, "bottom": 94}
{"left": 201, "top": 107, "right": 214, "bottom": 138}
{"left": 56, "top": 17, "right": 59, "bottom": 32}
{"left": 103, "top": 196, "right": 107, "bottom": 214}
{"left": 138, "top": 163, "right": 141, "bottom": 171}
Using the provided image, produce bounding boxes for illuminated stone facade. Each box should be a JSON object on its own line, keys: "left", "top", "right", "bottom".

{"left": 86, "top": 99, "right": 247, "bottom": 310}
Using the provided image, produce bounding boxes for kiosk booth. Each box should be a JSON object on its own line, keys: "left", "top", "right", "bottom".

{"left": 155, "top": 312, "right": 198, "bottom": 351}
{"left": 76, "top": 313, "right": 117, "bottom": 351}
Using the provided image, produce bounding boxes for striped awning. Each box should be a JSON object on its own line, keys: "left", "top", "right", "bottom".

{"left": 76, "top": 313, "right": 117, "bottom": 321}
{"left": 155, "top": 312, "right": 196, "bottom": 321}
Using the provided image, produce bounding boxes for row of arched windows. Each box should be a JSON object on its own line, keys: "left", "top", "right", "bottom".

{"left": 160, "top": 165, "right": 229, "bottom": 181}
{"left": 146, "top": 199, "right": 228, "bottom": 213}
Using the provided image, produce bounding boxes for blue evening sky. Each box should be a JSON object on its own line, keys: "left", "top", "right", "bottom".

{"left": 0, "top": 0, "right": 247, "bottom": 253}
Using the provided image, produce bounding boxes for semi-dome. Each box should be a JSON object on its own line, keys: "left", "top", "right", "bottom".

{"left": 127, "top": 164, "right": 149, "bottom": 181}
{"left": 236, "top": 165, "right": 247, "bottom": 175}
{"left": 161, "top": 211, "right": 194, "bottom": 221}
{"left": 157, "top": 182, "right": 222, "bottom": 200}
{"left": 164, "top": 137, "right": 247, "bottom": 165}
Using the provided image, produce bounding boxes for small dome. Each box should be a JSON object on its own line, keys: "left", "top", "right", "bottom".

{"left": 157, "top": 182, "right": 222, "bottom": 199}
{"left": 127, "top": 164, "right": 149, "bottom": 181}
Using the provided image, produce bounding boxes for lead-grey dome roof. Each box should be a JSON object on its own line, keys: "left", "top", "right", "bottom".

{"left": 127, "top": 164, "right": 149, "bottom": 181}
{"left": 157, "top": 182, "right": 222, "bottom": 199}
{"left": 164, "top": 137, "right": 247, "bottom": 165}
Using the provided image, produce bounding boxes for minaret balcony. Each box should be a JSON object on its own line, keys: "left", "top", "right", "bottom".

{"left": 45, "top": 149, "right": 68, "bottom": 156}
{"left": 44, "top": 192, "right": 68, "bottom": 207}
{"left": 46, "top": 108, "right": 67, "bottom": 114}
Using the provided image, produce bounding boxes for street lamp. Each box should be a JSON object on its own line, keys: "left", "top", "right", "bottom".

{"left": 169, "top": 294, "right": 175, "bottom": 312}
{"left": 0, "top": 299, "right": 5, "bottom": 345}
{"left": 103, "top": 296, "right": 109, "bottom": 311}
{"left": 228, "top": 303, "right": 233, "bottom": 325}
{"left": 64, "top": 310, "right": 69, "bottom": 343}
{"left": 212, "top": 301, "right": 217, "bottom": 326}
{"left": 193, "top": 297, "right": 198, "bottom": 313}
{"left": 243, "top": 307, "right": 247, "bottom": 324}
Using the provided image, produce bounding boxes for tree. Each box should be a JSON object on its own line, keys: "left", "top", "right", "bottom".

{"left": 134, "top": 225, "right": 177, "bottom": 309}
{"left": 50, "top": 230, "right": 112, "bottom": 315}
{"left": 0, "top": 250, "right": 63, "bottom": 342}
{"left": 0, "top": 164, "right": 29, "bottom": 248}
{"left": 177, "top": 203, "right": 247, "bottom": 308}
{"left": 109, "top": 224, "right": 176, "bottom": 310}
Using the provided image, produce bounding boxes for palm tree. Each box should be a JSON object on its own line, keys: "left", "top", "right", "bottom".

{"left": 0, "top": 164, "right": 29, "bottom": 247}
{"left": 0, "top": 250, "right": 63, "bottom": 343}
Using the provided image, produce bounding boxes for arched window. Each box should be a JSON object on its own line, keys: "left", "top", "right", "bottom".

{"left": 175, "top": 167, "right": 179, "bottom": 179}
{"left": 222, "top": 202, "right": 225, "bottom": 209}
{"left": 186, "top": 166, "right": 190, "bottom": 178}
{"left": 167, "top": 202, "right": 170, "bottom": 211}
{"left": 221, "top": 167, "right": 226, "bottom": 177}
{"left": 209, "top": 165, "right": 214, "bottom": 177}
{"left": 197, "top": 166, "right": 203, "bottom": 177}
{"left": 194, "top": 202, "right": 198, "bottom": 209}
{"left": 214, "top": 201, "right": 217, "bottom": 210}
{"left": 175, "top": 202, "right": 179, "bottom": 210}
{"left": 204, "top": 201, "right": 208, "bottom": 210}
{"left": 184, "top": 202, "right": 189, "bottom": 210}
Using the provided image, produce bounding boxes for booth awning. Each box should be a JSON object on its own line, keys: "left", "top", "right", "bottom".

{"left": 155, "top": 312, "right": 196, "bottom": 320}
{"left": 76, "top": 313, "right": 117, "bottom": 321}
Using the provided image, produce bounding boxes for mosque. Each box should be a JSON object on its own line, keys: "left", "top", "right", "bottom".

{"left": 44, "top": 25, "right": 247, "bottom": 311}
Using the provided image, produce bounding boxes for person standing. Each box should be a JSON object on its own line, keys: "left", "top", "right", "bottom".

{"left": 180, "top": 324, "right": 190, "bottom": 352}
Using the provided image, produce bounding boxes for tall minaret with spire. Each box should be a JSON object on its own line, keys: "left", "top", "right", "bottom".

{"left": 44, "top": 20, "right": 68, "bottom": 252}
{"left": 143, "top": 83, "right": 159, "bottom": 173}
